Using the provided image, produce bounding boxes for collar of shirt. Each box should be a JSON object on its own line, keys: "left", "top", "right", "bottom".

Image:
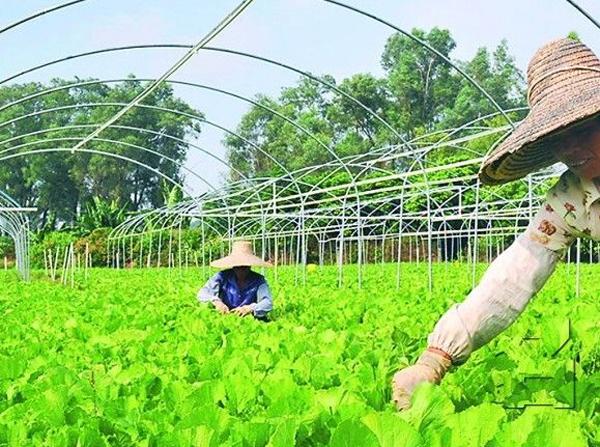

{"left": 222, "top": 269, "right": 263, "bottom": 291}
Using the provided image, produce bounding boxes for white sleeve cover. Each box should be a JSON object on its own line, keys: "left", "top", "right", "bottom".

{"left": 426, "top": 232, "right": 564, "bottom": 365}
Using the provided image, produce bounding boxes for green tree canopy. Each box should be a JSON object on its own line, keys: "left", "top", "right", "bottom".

{"left": 224, "top": 28, "right": 526, "bottom": 183}
{"left": 0, "top": 77, "right": 202, "bottom": 229}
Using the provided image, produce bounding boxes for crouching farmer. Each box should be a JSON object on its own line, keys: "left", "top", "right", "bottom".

{"left": 197, "top": 240, "right": 273, "bottom": 320}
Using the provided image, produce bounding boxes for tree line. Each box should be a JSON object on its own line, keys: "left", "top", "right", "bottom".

{"left": 0, "top": 77, "right": 200, "bottom": 231}
{"left": 224, "top": 27, "right": 526, "bottom": 180}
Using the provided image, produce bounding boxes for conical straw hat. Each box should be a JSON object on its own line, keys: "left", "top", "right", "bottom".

{"left": 210, "top": 240, "right": 272, "bottom": 269}
{"left": 479, "top": 37, "right": 600, "bottom": 185}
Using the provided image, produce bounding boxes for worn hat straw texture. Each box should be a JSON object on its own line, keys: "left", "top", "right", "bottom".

{"left": 479, "top": 38, "right": 600, "bottom": 185}
{"left": 210, "top": 240, "right": 272, "bottom": 269}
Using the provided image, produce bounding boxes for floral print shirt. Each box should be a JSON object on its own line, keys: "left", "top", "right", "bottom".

{"left": 528, "top": 169, "right": 600, "bottom": 251}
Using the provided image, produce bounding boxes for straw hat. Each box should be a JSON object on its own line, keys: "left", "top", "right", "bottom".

{"left": 479, "top": 37, "right": 600, "bottom": 185}
{"left": 210, "top": 240, "right": 272, "bottom": 269}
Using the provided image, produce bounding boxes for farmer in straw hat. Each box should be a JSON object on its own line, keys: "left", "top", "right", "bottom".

{"left": 197, "top": 240, "right": 273, "bottom": 319}
{"left": 392, "top": 36, "right": 600, "bottom": 410}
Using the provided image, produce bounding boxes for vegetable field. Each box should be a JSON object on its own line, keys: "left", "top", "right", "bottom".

{"left": 1, "top": 264, "right": 599, "bottom": 446}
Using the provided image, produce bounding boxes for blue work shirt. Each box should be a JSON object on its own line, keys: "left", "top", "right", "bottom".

{"left": 197, "top": 269, "right": 273, "bottom": 318}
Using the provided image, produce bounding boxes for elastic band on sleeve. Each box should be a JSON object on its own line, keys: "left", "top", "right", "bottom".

{"left": 426, "top": 346, "right": 454, "bottom": 364}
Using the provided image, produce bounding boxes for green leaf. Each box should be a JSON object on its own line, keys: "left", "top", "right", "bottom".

{"left": 361, "top": 412, "right": 423, "bottom": 447}
{"left": 400, "top": 383, "right": 454, "bottom": 446}
{"left": 524, "top": 410, "right": 587, "bottom": 447}
{"left": 267, "top": 419, "right": 298, "bottom": 447}
{"left": 192, "top": 425, "right": 216, "bottom": 447}
{"left": 329, "top": 419, "right": 379, "bottom": 447}
{"left": 35, "top": 386, "right": 67, "bottom": 427}
{"left": 0, "top": 356, "right": 26, "bottom": 380}
{"left": 7, "top": 421, "right": 28, "bottom": 447}
{"left": 490, "top": 408, "right": 587, "bottom": 447}
{"left": 447, "top": 403, "right": 505, "bottom": 447}
{"left": 401, "top": 382, "right": 454, "bottom": 431}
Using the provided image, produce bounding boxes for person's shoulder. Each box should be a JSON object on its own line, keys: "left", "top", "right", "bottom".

{"left": 548, "top": 169, "right": 581, "bottom": 195}
{"left": 546, "top": 169, "right": 586, "bottom": 225}
{"left": 546, "top": 169, "right": 584, "bottom": 204}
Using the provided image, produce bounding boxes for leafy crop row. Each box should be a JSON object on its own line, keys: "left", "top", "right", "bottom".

{"left": 0, "top": 264, "right": 598, "bottom": 446}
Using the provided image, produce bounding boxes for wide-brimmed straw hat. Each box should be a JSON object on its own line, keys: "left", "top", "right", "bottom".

{"left": 210, "top": 240, "right": 272, "bottom": 269}
{"left": 479, "top": 37, "right": 600, "bottom": 185}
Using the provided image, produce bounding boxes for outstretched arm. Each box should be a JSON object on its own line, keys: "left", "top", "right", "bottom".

{"left": 429, "top": 195, "right": 576, "bottom": 363}
{"left": 428, "top": 236, "right": 568, "bottom": 364}
{"left": 393, "top": 193, "right": 577, "bottom": 410}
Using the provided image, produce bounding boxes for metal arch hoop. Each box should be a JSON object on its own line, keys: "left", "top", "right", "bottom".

{"left": 0, "top": 0, "right": 88, "bottom": 36}
{"left": 0, "top": 191, "right": 34, "bottom": 280}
